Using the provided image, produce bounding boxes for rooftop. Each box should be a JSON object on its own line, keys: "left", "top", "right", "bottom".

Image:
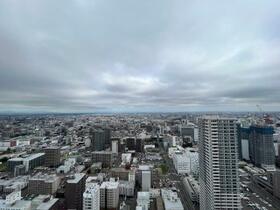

{"left": 161, "top": 189, "right": 184, "bottom": 210}
{"left": 66, "top": 173, "right": 85, "bottom": 184}
{"left": 36, "top": 198, "right": 59, "bottom": 210}
{"left": 100, "top": 180, "right": 119, "bottom": 189}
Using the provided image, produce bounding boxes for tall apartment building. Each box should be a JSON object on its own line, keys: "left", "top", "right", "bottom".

{"left": 83, "top": 183, "right": 100, "bottom": 210}
{"left": 100, "top": 180, "right": 119, "bottom": 210}
{"left": 199, "top": 116, "right": 241, "bottom": 210}
{"left": 65, "top": 173, "right": 86, "bottom": 210}
{"left": 249, "top": 125, "right": 275, "bottom": 171}
{"left": 44, "top": 147, "right": 61, "bottom": 167}
{"left": 28, "top": 173, "right": 60, "bottom": 195}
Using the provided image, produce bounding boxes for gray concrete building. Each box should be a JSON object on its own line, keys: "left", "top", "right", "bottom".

{"left": 44, "top": 147, "right": 61, "bottom": 167}
{"left": 92, "top": 151, "right": 112, "bottom": 168}
{"left": 28, "top": 173, "right": 60, "bottom": 195}
{"left": 65, "top": 173, "right": 86, "bottom": 210}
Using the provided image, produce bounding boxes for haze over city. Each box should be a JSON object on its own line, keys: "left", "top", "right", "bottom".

{"left": 1, "top": 0, "right": 280, "bottom": 113}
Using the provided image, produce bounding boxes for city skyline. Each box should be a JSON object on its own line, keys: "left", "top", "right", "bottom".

{"left": 0, "top": 1, "right": 280, "bottom": 113}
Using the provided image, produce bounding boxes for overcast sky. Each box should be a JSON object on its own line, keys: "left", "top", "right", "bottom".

{"left": 0, "top": 0, "right": 280, "bottom": 113}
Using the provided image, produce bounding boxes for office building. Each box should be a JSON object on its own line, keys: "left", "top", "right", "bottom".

{"left": 92, "top": 151, "right": 112, "bottom": 168}
{"left": 100, "top": 180, "right": 119, "bottom": 210}
{"left": 135, "top": 138, "right": 143, "bottom": 153}
{"left": 126, "top": 138, "right": 136, "bottom": 150}
{"left": 136, "top": 165, "right": 152, "bottom": 191}
{"left": 112, "top": 140, "right": 118, "bottom": 154}
{"left": 173, "top": 152, "right": 190, "bottom": 174}
{"left": 141, "top": 170, "right": 151, "bottom": 192}
{"left": 273, "top": 171, "right": 280, "bottom": 199}
{"left": 249, "top": 125, "right": 275, "bottom": 171}
{"left": 181, "top": 125, "right": 194, "bottom": 139}
{"left": 199, "top": 116, "right": 241, "bottom": 210}
{"left": 104, "top": 128, "right": 111, "bottom": 146}
{"left": 173, "top": 148, "right": 199, "bottom": 176}
{"left": 90, "top": 129, "right": 105, "bottom": 151}
{"left": 28, "top": 173, "right": 60, "bottom": 195}
{"left": 83, "top": 183, "right": 100, "bottom": 210}
{"left": 111, "top": 168, "right": 130, "bottom": 181}
{"left": 7, "top": 153, "right": 45, "bottom": 175}
{"left": 44, "top": 147, "right": 61, "bottom": 167}
{"left": 65, "top": 173, "right": 86, "bottom": 210}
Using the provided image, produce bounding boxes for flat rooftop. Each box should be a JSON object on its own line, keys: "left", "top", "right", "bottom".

{"left": 100, "top": 181, "right": 119, "bottom": 189}
{"left": 67, "top": 173, "right": 85, "bottom": 184}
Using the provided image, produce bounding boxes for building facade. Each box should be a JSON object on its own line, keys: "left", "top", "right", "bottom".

{"left": 83, "top": 183, "right": 100, "bottom": 210}
{"left": 100, "top": 180, "right": 119, "bottom": 210}
{"left": 249, "top": 125, "right": 275, "bottom": 171}
{"left": 65, "top": 173, "right": 86, "bottom": 210}
{"left": 44, "top": 147, "right": 61, "bottom": 167}
{"left": 199, "top": 116, "right": 241, "bottom": 210}
{"left": 92, "top": 151, "right": 112, "bottom": 168}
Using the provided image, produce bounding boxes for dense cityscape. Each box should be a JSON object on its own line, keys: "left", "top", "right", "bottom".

{"left": 1, "top": 0, "right": 280, "bottom": 209}
{"left": 0, "top": 112, "right": 279, "bottom": 209}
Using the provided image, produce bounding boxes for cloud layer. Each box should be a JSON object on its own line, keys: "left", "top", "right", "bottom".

{"left": 0, "top": 0, "right": 280, "bottom": 112}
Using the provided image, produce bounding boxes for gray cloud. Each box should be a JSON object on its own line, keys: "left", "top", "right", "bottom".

{"left": 0, "top": 0, "right": 280, "bottom": 112}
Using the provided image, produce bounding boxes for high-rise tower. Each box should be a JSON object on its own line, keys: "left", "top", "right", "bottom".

{"left": 199, "top": 116, "right": 241, "bottom": 210}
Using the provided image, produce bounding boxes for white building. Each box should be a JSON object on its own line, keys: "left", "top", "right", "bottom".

{"left": 100, "top": 179, "right": 119, "bottom": 210}
{"left": 141, "top": 170, "right": 151, "bottom": 192}
{"left": 83, "top": 183, "right": 100, "bottom": 210}
{"left": 112, "top": 140, "right": 118, "bottom": 154}
{"left": 173, "top": 148, "right": 199, "bottom": 176}
{"left": 199, "top": 116, "right": 241, "bottom": 210}
{"left": 136, "top": 192, "right": 150, "bottom": 210}
{"left": 173, "top": 152, "right": 190, "bottom": 174}
{"left": 161, "top": 189, "right": 184, "bottom": 210}
{"left": 0, "top": 191, "right": 32, "bottom": 210}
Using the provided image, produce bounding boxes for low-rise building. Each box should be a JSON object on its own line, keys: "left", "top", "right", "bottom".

{"left": 28, "top": 173, "right": 60, "bottom": 195}
{"left": 161, "top": 189, "right": 184, "bottom": 210}
{"left": 44, "top": 147, "right": 61, "bottom": 167}
{"left": 183, "top": 176, "right": 199, "bottom": 203}
{"left": 7, "top": 153, "right": 45, "bottom": 175}
{"left": 0, "top": 191, "right": 32, "bottom": 210}
{"left": 92, "top": 151, "right": 112, "bottom": 168}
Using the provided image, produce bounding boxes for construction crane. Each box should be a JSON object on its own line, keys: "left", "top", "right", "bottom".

{"left": 256, "top": 104, "right": 272, "bottom": 124}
